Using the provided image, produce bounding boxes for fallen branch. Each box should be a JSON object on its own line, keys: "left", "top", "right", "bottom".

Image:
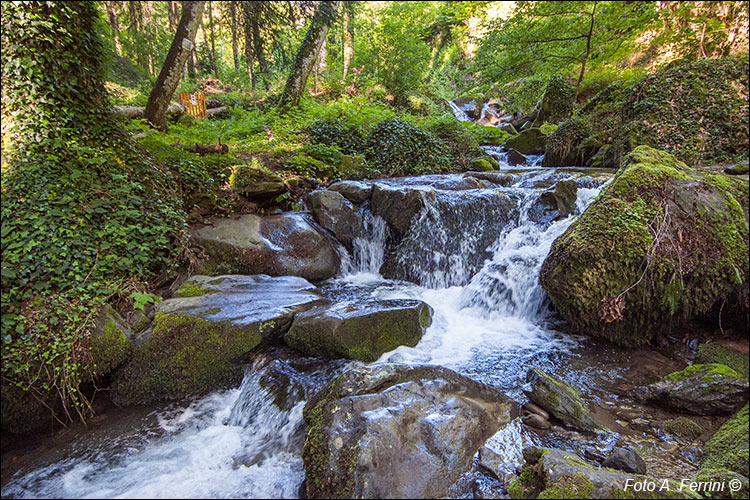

{"left": 206, "top": 106, "right": 228, "bottom": 118}
{"left": 171, "top": 142, "right": 229, "bottom": 155}
{"left": 115, "top": 104, "right": 186, "bottom": 119}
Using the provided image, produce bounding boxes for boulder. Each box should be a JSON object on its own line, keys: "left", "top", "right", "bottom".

{"left": 507, "top": 447, "right": 700, "bottom": 499}
{"left": 523, "top": 368, "right": 599, "bottom": 431}
{"left": 327, "top": 180, "right": 373, "bottom": 204}
{"left": 702, "top": 404, "right": 749, "bottom": 477}
{"left": 632, "top": 364, "right": 748, "bottom": 415}
{"left": 465, "top": 171, "right": 516, "bottom": 186}
{"left": 690, "top": 469, "right": 749, "bottom": 500}
{"left": 724, "top": 162, "right": 749, "bottom": 175}
{"left": 505, "top": 128, "right": 546, "bottom": 155}
{"left": 471, "top": 158, "right": 495, "bottom": 172}
{"left": 303, "top": 363, "right": 520, "bottom": 499}
{"left": 528, "top": 180, "right": 578, "bottom": 224}
{"left": 540, "top": 146, "right": 749, "bottom": 346}
{"left": 304, "top": 190, "right": 363, "bottom": 248}
{"left": 541, "top": 117, "right": 597, "bottom": 167}
{"left": 283, "top": 298, "right": 432, "bottom": 361}
{"left": 229, "top": 162, "right": 286, "bottom": 199}
{"left": 533, "top": 75, "right": 575, "bottom": 126}
{"left": 193, "top": 213, "right": 341, "bottom": 281}
{"left": 370, "top": 184, "right": 428, "bottom": 237}
{"left": 86, "top": 304, "right": 134, "bottom": 379}
{"left": 602, "top": 448, "right": 647, "bottom": 475}
{"left": 507, "top": 148, "right": 528, "bottom": 166}
{"left": 661, "top": 417, "right": 703, "bottom": 440}
{"left": 111, "top": 275, "right": 326, "bottom": 406}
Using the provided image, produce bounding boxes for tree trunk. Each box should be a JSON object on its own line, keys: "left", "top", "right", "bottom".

{"left": 207, "top": 1, "right": 219, "bottom": 79}
{"left": 105, "top": 2, "right": 122, "bottom": 56}
{"left": 230, "top": 1, "right": 240, "bottom": 72}
{"left": 252, "top": 15, "right": 268, "bottom": 87}
{"left": 241, "top": 1, "right": 255, "bottom": 87}
{"left": 573, "top": 2, "right": 597, "bottom": 106}
{"left": 145, "top": 1, "right": 205, "bottom": 131}
{"left": 168, "top": 1, "right": 180, "bottom": 32}
{"left": 342, "top": 9, "right": 352, "bottom": 80}
{"left": 278, "top": 1, "right": 341, "bottom": 109}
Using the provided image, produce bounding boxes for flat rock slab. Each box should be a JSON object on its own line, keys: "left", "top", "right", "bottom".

{"left": 283, "top": 298, "right": 432, "bottom": 361}
{"left": 193, "top": 213, "right": 341, "bottom": 281}
{"left": 303, "top": 363, "right": 520, "bottom": 499}
{"left": 112, "top": 275, "right": 327, "bottom": 406}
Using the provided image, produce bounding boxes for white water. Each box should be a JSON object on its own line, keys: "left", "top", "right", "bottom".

{"left": 3, "top": 171, "right": 607, "bottom": 499}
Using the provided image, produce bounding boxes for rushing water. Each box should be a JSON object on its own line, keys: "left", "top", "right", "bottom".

{"left": 2, "top": 164, "right": 609, "bottom": 499}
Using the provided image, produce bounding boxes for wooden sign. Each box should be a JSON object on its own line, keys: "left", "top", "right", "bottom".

{"left": 178, "top": 91, "right": 207, "bottom": 118}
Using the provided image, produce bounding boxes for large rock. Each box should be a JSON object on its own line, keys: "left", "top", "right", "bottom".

{"left": 370, "top": 184, "right": 429, "bottom": 237}
{"left": 193, "top": 213, "right": 341, "bottom": 281}
{"left": 602, "top": 448, "right": 647, "bottom": 475}
{"left": 633, "top": 364, "right": 749, "bottom": 415}
{"left": 533, "top": 75, "right": 575, "bottom": 126}
{"left": 283, "top": 298, "right": 432, "bottom": 361}
{"left": 304, "top": 190, "right": 363, "bottom": 248}
{"left": 327, "top": 180, "right": 372, "bottom": 204}
{"left": 303, "top": 363, "right": 520, "bottom": 499}
{"left": 507, "top": 447, "right": 700, "bottom": 499}
{"left": 229, "top": 163, "right": 286, "bottom": 199}
{"left": 528, "top": 180, "right": 578, "bottom": 224}
{"left": 523, "top": 368, "right": 600, "bottom": 431}
{"left": 540, "top": 146, "right": 749, "bottom": 346}
{"left": 86, "top": 304, "right": 133, "bottom": 379}
{"left": 112, "top": 275, "right": 326, "bottom": 406}
{"left": 702, "top": 405, "right": 749, "bottom": 477}
{"left": 504, "top": 128, "right": 546, "bottom": 155}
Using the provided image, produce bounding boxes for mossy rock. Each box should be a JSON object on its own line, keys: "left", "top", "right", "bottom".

{"left": 542, "top": 117, "right": 597, "bottom": 167}
{"left": 524, "top": 368, "right": 600, "bottom": 431}
{"left": 661, "top": 416, "right": 703, "bottom": 440}
{"left": 283, "top": 299, "right": 432, "bottom": 362}
{"left": 540, "top": 146, "right": 749, "bottom": 346}
{"left": 725, "top": 162, "right": 749, "bottom": 176}
{"left": 633, "top": 364, "right": 748, "bottom": 415}
{"left": 505, "top": 128, "right": 546, "bottom": 155}
{"left": 702, "top": 404, "right": 750, "bottom": 477}
{"left": 696, "top": 343, "right": 749, "bottom": 380}
{"left": 86, "top": 304, "right": 133, "bottom": 379}
{"left": 229, "top": 159, "right": 285, "bottom": 198}
{"left": 471, "top": 158, "right": 495, "bottom": 172}
{"left": 285, "top": 154, "right": 336, "bottom": 180}
{"left": 690, "top": 468, "right": 749, "bottom": 499}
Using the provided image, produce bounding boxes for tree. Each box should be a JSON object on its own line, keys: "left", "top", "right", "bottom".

{"left": 229, "top": 1, "right": 240, "bottom": 72}
{"left": 476, "top": 1, "right": 658, "bottom": 103}
{"left": 145, "top": 1, "right": 205, "bottom": 131}
{"left": 278, "top": 0, "right": 341, "bottom": 109}
{"left": 206, "top": 0, "right": 219, "bottom": 78}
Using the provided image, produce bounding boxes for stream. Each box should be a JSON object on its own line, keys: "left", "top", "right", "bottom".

{"left": 4, "top": 162, "right": 699, "bottom": 499}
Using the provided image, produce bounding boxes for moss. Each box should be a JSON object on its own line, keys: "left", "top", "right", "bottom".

{"left": 173, "top": 280, "right": 214, "bottom": 298}
{"left": 507, "top": 464, "right": 544, "bottom": 499}
{"left": 471, "top": 158, "right": 494, "bottom": 172}
{"left": 229, "top": 159, "right": 285, "bottom": 196}
{"left": 662, "top": 417, "right": 703, "bottom": 440}
{"left": 538, "top": 473, "right": 594, "bottom": 499}
{"left": 88, "top": 320, "right": 132, "bottom": 378}
{"left": 691, "top": 468, "right": 749, "bottom": 499}
{"left": 696, "top": 344, "right": 749, "bottom": 381}
{"left": 111, "top": 312, "right": 262, "bottom": 406}
{"left": 540, "top": 122, "right": 559, "bottom": 135}
{"left": 703, "top": 404, "right": 750, "bottom": 476}
{"left": 663, "top": 363, "right": 741, "bottom": 383}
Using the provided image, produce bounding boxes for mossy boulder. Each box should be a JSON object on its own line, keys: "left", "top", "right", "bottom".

{"left": 632, "top": 364, "right": 748, "bottom": 415}
{"left": 505, "top": 128, "right": 546, "bottom": 155}
{"left": 303, "top": 363, "right": 519, "bottom": 498}
{"left": 285, "top": 154, "right": 336, "bottom": 180}
{"left": 86, "top": 304, "right": 134, "bottom": 379}
{"left": 510, "top": 447, "right": 701, "bottom": 499}
{"left": 690, "top": 468, "right": 749, "bottom": 499}
{"left": 540, "top": 146, "right": 749, "bottom": 346}
{"left": 696, "top": 343, "right": 749, "bottom": 380}
{"left": 111, "top": 275, "right": 326, "bottom": 406}
{"left": 193, "top": 213, "right": 341, "bottom": 281}
{"left": 661, "top": 416, "right": 703, "bottom": 440}
{"left": 702, "top": 404, "right": 749, "bottom": 476}
{"left": 523, "top": 368, "right": 600, "bottom": 431}
{"left": 283, "top": 298, "right": 432, "bottom": 362}
{"left": 471, "top": 158, "right": 495, "bottom": 172}
{"left": 542, "top": 117, "right": 598, "bottom": 167}
{"left": 725, "top": 162, "right": 749, "bottom": 176}
{"left": 229, "top": 160, "right": 286, "bottom": 199}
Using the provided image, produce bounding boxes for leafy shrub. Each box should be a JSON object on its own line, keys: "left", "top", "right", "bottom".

{"left": 366, "top": 119, "right": 448, "bottom": 176}
{"left": 424, "top": 116, "right": 481, "bottom": 169}
{"left": 285, "top": 155, "right": 337, "bottom": 180}
{"left": 303, "top": 143, "right": 344, "bottom": 167}
{"left": 308, "top": 120, "right": 367, "bottom": 155}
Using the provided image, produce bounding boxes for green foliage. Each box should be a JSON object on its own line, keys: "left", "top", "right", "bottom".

{"left": 703, "top": 405, "right": 750, "bottom": 476}
{"left": 1, "top": 1, "right": 190, "bottom": 428}
{"left": 308, "top": 121, "right": 367, "bottom": 155}
{"left": 130, "top": 292, "right": 160, "bottom": 311}
{"left": 366, "top": 118, "right": 448, "bottom": 176}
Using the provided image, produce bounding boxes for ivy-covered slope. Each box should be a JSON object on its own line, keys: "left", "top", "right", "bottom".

{"left": 1, "top": 1, "right": 190, "bottom": 432}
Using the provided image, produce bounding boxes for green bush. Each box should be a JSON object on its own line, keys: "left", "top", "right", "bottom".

{"left": 308, "top": 120, "right": 367, "bottom": 155}
{"left": 366, "top": 118, "right": 448, "bottom": 176}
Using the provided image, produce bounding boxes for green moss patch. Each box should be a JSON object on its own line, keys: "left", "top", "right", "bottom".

{"left": 703, "top": 405, "right": 750, "bottom": 476}
{"left": 662, "top": 417, "right": 703, "bottom": 440}
{"left": 696, "top": 344, "right": 749, "bottom": 381}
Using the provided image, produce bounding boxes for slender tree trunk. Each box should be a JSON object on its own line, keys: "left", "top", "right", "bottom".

{"left": 128, "top": 1, "right": 144, "bottom": 69}
{"left": 278, "top": 1, "right": 341, "bottom": 109}
{"left": 573, "top": 2, "right": 597, "bottom": 106}
{"left": 241, "top": 1, "right": 255, "bottom": 87}
{"left": 315, "top": 39, "right": 327, "bottom": 91}
{"left": 230, "top": 1, "right": 240, "bottom": 72}
{"left": 168, "top": 1, "right": 180, "bottom": 32}
{"left": 145, "top": 1, "right": 205, "bottom": 131}
{"left": 207, "top": 1, "right": 219, "bottom": 78}
{"left": 105, "top": 2, "right": 122, "bottom": 56}
{"left": 252, "top": 13, "right": 269, "bottom": 87}
{"left": 342, "top": 9, "right": 352, "bottom": 80}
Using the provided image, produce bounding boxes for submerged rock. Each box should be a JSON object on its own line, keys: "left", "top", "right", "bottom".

{"left": 193, "top": 213, "right": 341, "bottom": 281}
{"left": 112, "top": 275, "right": 326, "bottom": 406}
{"left": 528, "top": 179, "right": 578, "bottom": 224}
{"left": 303, "top": 363, "right": 519, "bottom": 499}
{"left": 507, "top": 148, "right": 528, "bottom": 166}
{"left": 632, "top": 364, "right": 749, "bottom": 415}
{"left": 523, "top": 368, "right": 600, "bottom": 431}
{"left": 283, "top": 298, "right": 432, "bottom": 361}
{"left": 540, "top": 146, "right": 749, "bottom": 346}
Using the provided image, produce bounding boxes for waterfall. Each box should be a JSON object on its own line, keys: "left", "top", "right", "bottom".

{"left": 448, "top": 100, "right": 471, "bottom": 122}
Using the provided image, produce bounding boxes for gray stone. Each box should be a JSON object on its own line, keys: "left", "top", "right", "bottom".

{"left": 632, "top": 364, "right": 749, "bottom": 415}
{"left": 602, "top": 447, "right": 647, "bottom": 475}
{"left": 507, "top": 148, "right": 528, "bottom": 166}
{"left": 283, "top": 298, "right": 432, "bottom": 361}
{"left": 304, "top": 190, "right": 363, "bottom": 248}
{"left": 303, "top": 363, "right": 520, "bottom": 499}
{"left": 193, "top": 213, "right": 341, "bottom": 281}
{"left": 328, "top": 180, "right": 373, "bottom": 204}
{"left": 523, "top": 368, "right": 600, "bottom": 431}
{"left": 371, "top": 184, "right": 428, "bottom": 237}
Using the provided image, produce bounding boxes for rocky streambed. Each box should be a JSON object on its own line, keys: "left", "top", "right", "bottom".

{"left": 2, "top": 150, "right": 748, "bottom": 499}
